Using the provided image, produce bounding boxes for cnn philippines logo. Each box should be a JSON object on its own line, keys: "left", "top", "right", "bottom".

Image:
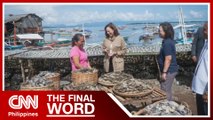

{"left": 8, "top": 95, "right": 38, "bottom": 109}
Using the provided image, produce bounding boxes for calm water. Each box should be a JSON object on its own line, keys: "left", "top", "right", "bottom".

{"left": 43, "top": 21, "right": 204, "bottom": 46}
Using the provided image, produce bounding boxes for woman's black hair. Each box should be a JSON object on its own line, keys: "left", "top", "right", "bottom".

{"left": 72, "top": 33, "right": 84, "bottom": 47}
{"left": 104, "top": 22, "right": 120, "bottom": 38}
{"left": 159, "top": 22, "right": 174, "bottom": 40}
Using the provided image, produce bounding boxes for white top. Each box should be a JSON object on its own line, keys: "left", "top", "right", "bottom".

{"left": 192, "top": 40, "right": 208, "bottom": 95}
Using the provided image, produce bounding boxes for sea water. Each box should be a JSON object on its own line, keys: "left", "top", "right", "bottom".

{"left": 43, "top": 21, "right": 204, "bottom": 46}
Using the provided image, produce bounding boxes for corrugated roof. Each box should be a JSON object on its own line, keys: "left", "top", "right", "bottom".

{"left": 5, "top": 13, "right": 42, "bottom": 23}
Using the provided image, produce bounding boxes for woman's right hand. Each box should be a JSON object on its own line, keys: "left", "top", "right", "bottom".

{"left": 102, "top": 46, "right": 109, "bottom": 54}
{"left": 192, "top": 56, "right": 197, "bottom": 63}
{"left": 108, "top": 51, "right": 116, "bottom": 57}
{"left": 203, "top": 92, "right": 208, "bottom": 103}
{"left": 88, "top": 65, "right": 92, "bottom": 69}
{"left": 103, "top": 48, "right": 108, "bottom": 53}
{"left": 161, "top": 73, "right": 167, "bottom": 81}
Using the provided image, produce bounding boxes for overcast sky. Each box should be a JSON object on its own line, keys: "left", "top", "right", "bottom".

{"left": 4, "top": 3, "right": 208, "bottom": 25}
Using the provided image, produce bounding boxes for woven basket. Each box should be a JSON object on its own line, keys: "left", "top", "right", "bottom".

{"left": 113, "top": 86, "right": 153, "bottom": 98}
{"left": 20, "top": 83, "right": 54, "bottom": 91}
{"left": 46, "top": 73, "right": 60, "bottom": 90}
{"left": 71, "top": 71, "right": 98, "bottom": 86}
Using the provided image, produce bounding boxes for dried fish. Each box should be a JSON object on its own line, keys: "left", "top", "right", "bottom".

{"left": 22, "top": 71, "right": 56, "bottom": 87}
{"left": 114, "top": 78, "right": 151, "bottom": 93}
{"left": 98, "top": 72, "right": 133, "bottom": 86}
{"left": 143, "top": 100, "right": 191, "bottom": 115}
{"left": 63, "top": 83, "right": 100, "bottom": 91}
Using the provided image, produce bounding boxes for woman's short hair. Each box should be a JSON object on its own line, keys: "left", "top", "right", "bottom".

{"left": 159, "top": 22, "right": 174, "bottom": 40}
{"left": 72, "top": 33, "right": 84, "bottom": 47}
{"left": 104, "top": 22, "right": 120, "bottom": 38}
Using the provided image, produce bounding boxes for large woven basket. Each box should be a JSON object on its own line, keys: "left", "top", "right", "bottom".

{"left": 46, "top": 73, "right": 60, "bottom": 90}
{"left": 20, "top": 82, "right": 54, "bottom": 91}
{"left": 71, "top": 71, "right": 98, "bottom": 86}
{"left": 113, "top": 86, "right": 153, "bottom": 98}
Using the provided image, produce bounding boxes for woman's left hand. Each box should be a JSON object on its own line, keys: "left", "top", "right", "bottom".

{"left": 161, "top": 73, "right": 167, "bottom": 81}
{"left": 88, "top": 64, "right": 92, "bottom": 69}
{"left": 108, "top": 52, "right": 116, "bottom": 57}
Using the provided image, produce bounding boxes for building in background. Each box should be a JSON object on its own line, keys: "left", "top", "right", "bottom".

{"left": 4, "top": 13, "right": 44, "bottom": 47}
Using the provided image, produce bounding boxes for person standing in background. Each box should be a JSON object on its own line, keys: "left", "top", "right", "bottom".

{"left": 102, "top": 22, "right": 127, "bottom": 72}
{"left": 192, "top": 22, "right": 208, "bottom": 115}
{"left": 70, "top": 33, "right": 91, "bottom": 71}
{"left": 158, "top": 22, "right": 179, "bottom": 101}
{"left": 191, "top": 22, "right": 207, "bottom": 63}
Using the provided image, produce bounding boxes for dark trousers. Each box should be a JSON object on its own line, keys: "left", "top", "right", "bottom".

{"left": 196, "top": 94, "right": 208, "bottom": 115}
{"left": 160, "top": 72, "right": 177, "bottom": 101}
{"left": 109, "top": 57, "right": 113, "bottom": 72}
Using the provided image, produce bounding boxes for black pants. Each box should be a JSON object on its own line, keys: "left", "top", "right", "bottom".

{"left": 109, "top": 57, "right": 113, "bottom": 72}
{"left": 196, "top": 94, "right": 208, "bottom": 115}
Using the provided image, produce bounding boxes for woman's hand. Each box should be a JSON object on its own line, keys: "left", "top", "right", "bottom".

{"left": 192, "top": 56, "right": 197, "bottom": 63}
{"left": 102, "top": 46, "right": 108, "bottom": 53}
{"left": 88, "top": 65, "right": 92, "bottom": 69}
{"left": 203, "top": 92, "right": 208, "bottom": 103}
{"left": 108, "top": 51, "right": 116, "bottom": 57}
{"left": 103, "top": 48, "right": 108, "bottom": 53}
{"left": 88, "top": 63, "right": 92, "bottom": 69}
{"left": 161, "top": 73, "right": 167, "bottom": 81}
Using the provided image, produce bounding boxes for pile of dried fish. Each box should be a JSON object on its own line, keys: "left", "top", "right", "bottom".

{"left": 73, "top": 68, "right": 98, "bottom": 74}
{"left": 22, "top": 71, "right": 55, "bottom": 87}
{"left": 98, "top": 72, "right": 133, "bottom": 86}
{"left": 114, "top": 79, "right": 151, "bottom": 93}
{"left": 63, "top": 83, "right": 100, "bottom": 91}
{"left": 113, "top": 78, "right": 153, "bottom": 97}
{"left": 23, "top": 76, "right": 52, "bottom": 87}
{"left": 143, "top": 100, "right": 192, "bottom": 115}
{"left": 42, "top": 71, "right": 59, "bottom": 79}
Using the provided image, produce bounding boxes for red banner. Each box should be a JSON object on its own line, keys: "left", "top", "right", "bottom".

{"left": 0, "top": 91, "right": 130, "bottom": 120}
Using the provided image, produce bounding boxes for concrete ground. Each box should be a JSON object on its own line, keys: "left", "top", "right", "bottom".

{"left": 142, "top": 79, "right": 198, "bottom": 115}
{"left": 172, "top": 82, "right": 197, "bottom": 115}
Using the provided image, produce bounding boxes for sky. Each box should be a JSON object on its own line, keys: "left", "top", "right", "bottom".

{"left": 4, "top": 3, "right": 208, "bottom": 26}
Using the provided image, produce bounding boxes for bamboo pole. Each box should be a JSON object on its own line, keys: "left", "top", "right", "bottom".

{"left": 19, "top": 59, "right": 25, "bottom": 82}
{"left": 28, "top": 59, "right": 33, "bottom": 80}
{"left": 13, "top": 21, "right": 17, "bottom": 46}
